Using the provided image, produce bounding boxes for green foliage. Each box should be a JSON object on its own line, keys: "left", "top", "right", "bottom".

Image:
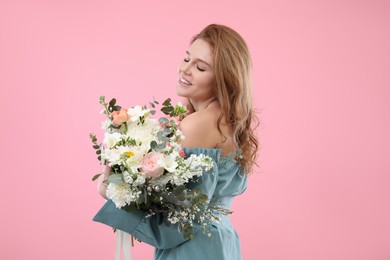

{"left": 159, "top": 117, "right": 169, "bottom": 124}
{"left": 150, "top": 141, "right": 157, "bottom": 150}
{"left": 89, "top": 133, "right": 102, "bottom": 162}
{"left": 107, "top": 174, "right": 124, "bottom": 184}
{"left": 92, "top": 173, "right": 102, "bottom": 181}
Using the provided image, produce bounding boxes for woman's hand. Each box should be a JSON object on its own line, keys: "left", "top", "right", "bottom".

{"left": 97, "top": 165, "right": 112, "bottom": 199}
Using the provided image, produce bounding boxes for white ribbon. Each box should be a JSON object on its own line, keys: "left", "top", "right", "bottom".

{"left": 115, "top": 230, "right": 132, "bottom": 260}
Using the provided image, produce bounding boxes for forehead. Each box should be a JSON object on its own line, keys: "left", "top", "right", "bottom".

{"left": 188, "top": 39, "right": 213, "bottom": 65}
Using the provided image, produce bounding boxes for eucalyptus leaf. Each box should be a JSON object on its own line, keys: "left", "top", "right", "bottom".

{"left": 182, "top": 200, "right": 191, "bottom": 208}
{"left": 159, "top": 117, "right": 169, "bottom": 124}
{"left": 107, "top": 174, "right": 124, "bottom": 184}
{"left": 92, "top": 173, "right": 102, "bottom": 181}
{"left": 156, "top": 143, "right": 166, "bottom": 149}
{"left": 162, "top": 128, "right": 173, "bottom": 136}
{"left": 150, "top": 141, "right": 157, "bottom": 149}
{"left": 89, "top": 133, "right": 97, "bottom": 142}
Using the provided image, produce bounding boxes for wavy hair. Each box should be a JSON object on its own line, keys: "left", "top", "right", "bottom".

{"left": 188, "top": 24, "right": 260, "bottom": 173}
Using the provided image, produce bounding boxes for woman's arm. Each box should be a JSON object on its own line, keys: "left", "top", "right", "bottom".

{"left": 93, "top": 157, "right": 219, "bottom": 249}
{"left": 97, "top": 165, "right": 111, "bottom": 199}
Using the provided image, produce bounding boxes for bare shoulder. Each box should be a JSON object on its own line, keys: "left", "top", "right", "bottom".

{"left": 179, "top": 110, "right": 219, "bottom": 148}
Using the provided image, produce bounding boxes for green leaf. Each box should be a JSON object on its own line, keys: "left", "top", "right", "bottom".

{"left": 92, "top": 173, "right": 102, "bottom": 181}
{"left": 156, "top": 143, "right": 166, "bottom": 149}
{"left": 96, "top": 150, "right": 101, "bottom": 155}
{"left": 162, "top": 98, "right": 171, "bottom": 106}
{"left": 107, "top": 174, "right": 124, "bottom": 184}
{"left": 174, "top": 185, "right": 186, "bottom": 195}
{"left": 159, "top": 117, "right": 169, "bottom": 124}
{"left": 161, "top": 106, "right": 174, "bottom": 115}
{"left": 162, "top": 128, "right": 173, "bottom": 136}
{"left": 149, "top": 102, "right": 155, "bottom": 108}
{"left": 97, "top": 155, "right": 101, "bottom": 161}
{"left": 109, "top": 98, "right": 117, "bottom": 107}
{"left": 93, "top": 145, "right": 100, "bottom": 149}
{"left": 113, "top": 105, "right": 122, "bottom": 111}
{"left": 150, "top": 141, "right": 157, "bottom": 149}
{"left": 89, "top": 133, "right": 97, "bottom": 142}
{"left": 150, "top": 110, "right": 156, "bottom": 115}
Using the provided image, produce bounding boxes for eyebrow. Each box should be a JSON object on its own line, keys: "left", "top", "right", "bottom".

{"left": 186, "top": 51, "right": 212, "bottom": 67}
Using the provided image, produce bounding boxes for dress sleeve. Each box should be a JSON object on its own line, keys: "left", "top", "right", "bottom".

{"left": 92, "top": 148, "right": 220, "bottom": 249}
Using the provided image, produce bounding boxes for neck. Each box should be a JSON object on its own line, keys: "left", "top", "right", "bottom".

{"left": 190, "top": 97, "right": 217, "bottom": 112}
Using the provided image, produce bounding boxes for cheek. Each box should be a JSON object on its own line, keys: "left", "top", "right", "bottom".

{"left": 198, "top": 75, "right": 215, "bottom": 90}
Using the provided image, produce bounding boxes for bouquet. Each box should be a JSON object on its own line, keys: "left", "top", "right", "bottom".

{"left": 90, "top": 96, "right": 231, "bottom": 239}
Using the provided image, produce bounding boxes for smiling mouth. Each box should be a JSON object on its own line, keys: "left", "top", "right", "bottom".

{"left": 179, "top": 77, "right": 192, "bottom": 85}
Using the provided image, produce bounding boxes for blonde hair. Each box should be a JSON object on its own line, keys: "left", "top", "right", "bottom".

{"left": 189, "top": 24, "right": 259, "bottom": 173}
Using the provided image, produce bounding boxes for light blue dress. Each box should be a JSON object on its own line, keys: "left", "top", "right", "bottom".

{"left": 93, "top": 147, "right": 248, "bottom": 260}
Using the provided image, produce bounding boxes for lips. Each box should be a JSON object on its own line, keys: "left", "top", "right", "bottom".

{"left": 179, "top": 77, "right": 192, "bottom": 86}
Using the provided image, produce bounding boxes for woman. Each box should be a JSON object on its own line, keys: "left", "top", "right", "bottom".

{"left": 94, "top": 24, "right": 259, "bottom": 260}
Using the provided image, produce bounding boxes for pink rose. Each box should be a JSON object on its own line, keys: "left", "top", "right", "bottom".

{"left": 141, "top": 152, "right": 164, "bottom": 178}
{"left": 111, "top": 108, "right": 129, "bottom": 125}
{"left": 179, "top": 149, "right": 186, "bottom": 158}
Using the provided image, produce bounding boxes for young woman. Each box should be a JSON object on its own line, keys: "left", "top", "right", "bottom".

{"left": 94, "top": 24, "right": 259, "bottom": 260}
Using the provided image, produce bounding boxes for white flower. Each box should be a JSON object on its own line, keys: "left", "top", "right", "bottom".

{"left": 103, "top": 132, "right": 122, "bottom": 148}
{"left": 175, "top": 129, "right": 185, "bottom": 142}
{"left": 106, "top": 183, "right": 137, "bottom": 208}
{"left": 125, "top": 121, "right": 159, "bottom": 151}
{"left": 133, "top": 174, "right": 146, "bottom": 186}
{"left": 103, "top": 149, "right": 121, "bottom": 165}
{"left": 122, "top": 171, "right": 133, "bottom": 184}
{"left": 101, "top": 119, "right": 111, "bottom": 130}
{"left": 158, "top": 154, "right": 178, "bottom": 173}
{"left": 128, "top": 106, "right": 150, "bottom": 122}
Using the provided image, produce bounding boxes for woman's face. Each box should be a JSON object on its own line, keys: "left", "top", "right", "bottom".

{"left": 176, "top": 39, "right": 216, "bottom": 101}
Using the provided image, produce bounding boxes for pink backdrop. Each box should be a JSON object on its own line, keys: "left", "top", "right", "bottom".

{"left": 1, "top": 1, "right": 389, "bottom": 259}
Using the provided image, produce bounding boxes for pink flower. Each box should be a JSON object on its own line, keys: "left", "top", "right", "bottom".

{"left": 141, "top": 152, "right": 164, "bottom": 178}
{"left": 111, "top": 108, "right": 130, "bottom": 125}
{"left": 179, "top": 149, "right": 186, "bottom": 158}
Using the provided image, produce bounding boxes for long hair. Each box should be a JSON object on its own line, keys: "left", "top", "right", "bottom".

{"left": 189, "top": 24, "right": 260, "bottom": 173}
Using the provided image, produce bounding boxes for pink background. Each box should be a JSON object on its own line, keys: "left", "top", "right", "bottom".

{"left": 1, "top": 0, "right": 389, "bottom": 259}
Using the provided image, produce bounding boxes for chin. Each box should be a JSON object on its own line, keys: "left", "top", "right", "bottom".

{"left": 176, "top": 85, "right": 190, "bottom": 98}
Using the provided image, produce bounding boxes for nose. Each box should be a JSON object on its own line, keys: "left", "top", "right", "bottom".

{"left": 179, "top": 61, "right": 191, "bottom": 75}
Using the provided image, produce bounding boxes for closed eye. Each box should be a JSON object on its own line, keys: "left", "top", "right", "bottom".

{"left": 197, "top": 66, "right": 205, "bottom": 72}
